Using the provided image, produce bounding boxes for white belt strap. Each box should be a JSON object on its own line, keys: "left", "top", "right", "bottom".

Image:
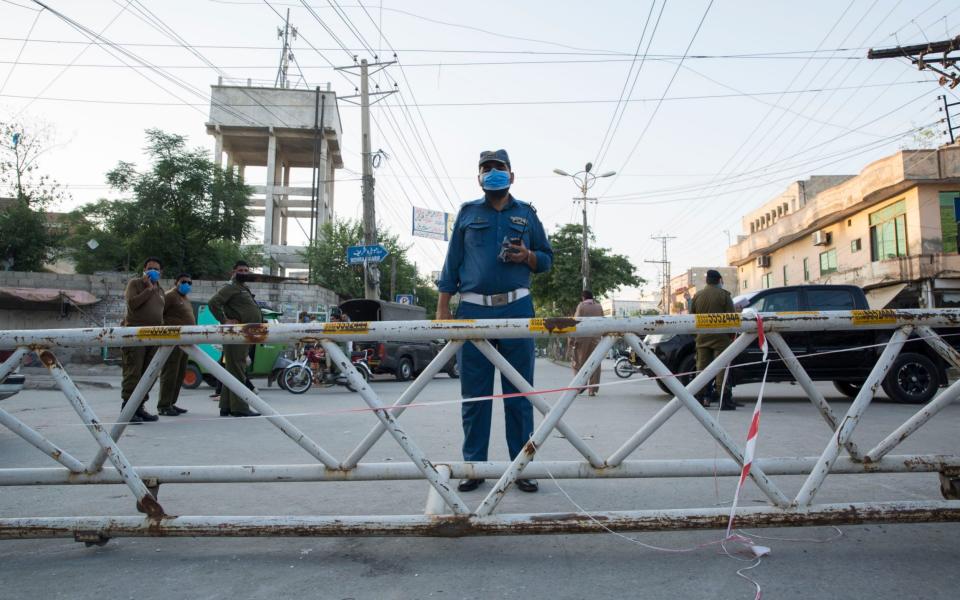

{"left": 460, "top": 288, "right": 530, "bottom": 307}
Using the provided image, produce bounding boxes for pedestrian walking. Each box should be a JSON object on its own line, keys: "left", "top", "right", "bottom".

{"left": 572, "top": 290, "right": 604, "bottom": 396}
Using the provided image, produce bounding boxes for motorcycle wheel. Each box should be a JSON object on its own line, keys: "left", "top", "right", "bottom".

{"left": 345, "top": 366, "right": 371, "bottom": 392}
{"left": 276, "top": 369, "right": 289, "bottom": 391}
{"left": 282, "top": 365, "right": 313, "bottom": 394}
{"left": 614, "top": 357, "right": 635, "bottom": 379}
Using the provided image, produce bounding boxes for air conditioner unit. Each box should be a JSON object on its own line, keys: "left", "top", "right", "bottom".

{"left": 756, "top": 255, "right": 771, "bottom": 268}
{"left": 812, "top": 230, "right": 831, "bottom": 246}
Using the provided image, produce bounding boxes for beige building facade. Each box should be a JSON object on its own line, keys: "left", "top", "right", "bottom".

{"left": 669, "top": 267, "right": 738, "bottom": 313}
{"left": 727, "top": 146, "right": 960, "bottom": 308}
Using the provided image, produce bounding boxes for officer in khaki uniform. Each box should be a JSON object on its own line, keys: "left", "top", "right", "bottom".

{"left": 207, "top": 260, "right": 261, "bottom": 417}
{"left": 690, "top": 269, "right": 738, "bottom": 410}
{"left": 157, "top": 273, "right": 195, "bottom": 416}
{"left": 121, "top": 257, "right": 165, "bottom": 423}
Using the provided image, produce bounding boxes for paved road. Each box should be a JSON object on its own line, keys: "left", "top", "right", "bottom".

{"left": 1, "top": 359, "right": 957, "bottom": 599}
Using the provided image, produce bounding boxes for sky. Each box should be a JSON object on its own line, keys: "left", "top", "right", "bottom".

{"left": 2, "top": 0, "right": 959, "bottom": 298}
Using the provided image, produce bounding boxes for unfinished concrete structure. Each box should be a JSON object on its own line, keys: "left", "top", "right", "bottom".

{"left": 206, "top": 80, "right": 344, "bottom": 273}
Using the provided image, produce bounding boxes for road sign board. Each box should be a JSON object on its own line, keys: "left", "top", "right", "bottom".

{"left": 346, "top": 244, "right": 389, "bottom": 264}
{"left": 395, "top": 294, "right": 415, "bottom": 305}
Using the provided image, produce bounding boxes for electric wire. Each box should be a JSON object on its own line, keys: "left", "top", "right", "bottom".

{"left": 0, "top": 8, "right": 43, "bottom": 96}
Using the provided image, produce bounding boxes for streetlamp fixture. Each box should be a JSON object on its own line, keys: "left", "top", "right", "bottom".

{"left": 553, "top": 163, "right": 616, "bottom": 291}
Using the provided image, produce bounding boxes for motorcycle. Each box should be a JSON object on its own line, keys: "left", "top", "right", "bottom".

{"left": 614, "top": 349, "right": 641, "bottom": 379}
{"left": 282, "top": 345, "right": 372, "bottom": 394}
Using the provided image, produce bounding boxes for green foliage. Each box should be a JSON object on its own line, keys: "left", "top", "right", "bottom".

{"left": 302, "top": 219, "right": 435, "bottom": 312}
{"left": 0, "top": 121, "right": 66, "bottom": 270}
{"left": 531, "top": 223, "right": 642, "bottom": 316}
{"left": 65, "top": 129, "right": 253, "bottom": 277}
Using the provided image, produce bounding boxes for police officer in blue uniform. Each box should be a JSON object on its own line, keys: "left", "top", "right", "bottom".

{"left": 437, "top": 149, "right": 553, "bottom": 494}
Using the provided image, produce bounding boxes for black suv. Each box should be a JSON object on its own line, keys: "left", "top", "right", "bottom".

{"left": 340, "top": 299, "right": 458, "bottom": 381}
{"left": 642, "top": 284, "right": 946, "bottom": 404}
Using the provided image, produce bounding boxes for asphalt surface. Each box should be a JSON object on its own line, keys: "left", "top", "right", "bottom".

{"left": 1, "top": 359, "right": 958, "bottom": 599}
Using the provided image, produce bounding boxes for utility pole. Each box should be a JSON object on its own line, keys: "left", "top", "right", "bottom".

{"left": 867, "top": 36, "right": 960, "bottom": 88}
{"left": 645, "top": 234, "right": 676, "bottom": 315}
{"left": 275, "top": 9, "right": 297, "bottom": 89}
{"left": 939, "top": 94, "right": 960, "bottom": 144}
{"left": 552, "top": 163, "right": 615, "bottom": 292}
{"left": 336, "top": 57, "right": 397, "bottom": 300}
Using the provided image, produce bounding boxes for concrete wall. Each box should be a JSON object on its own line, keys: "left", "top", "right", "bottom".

{"left": 209, "top": 85, "right": 343, "bottom": 136}
{"left": 0, "top": 271, "right": 338, "bottom": 363}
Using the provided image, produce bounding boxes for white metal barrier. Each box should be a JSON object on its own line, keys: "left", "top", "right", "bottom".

{"left": 1, "top": 309, "right": 960, "bottom": 543}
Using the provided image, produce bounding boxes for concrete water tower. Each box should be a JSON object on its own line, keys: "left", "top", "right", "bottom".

{"left": 206, "top": 79, "right": 344, "bottom": 274}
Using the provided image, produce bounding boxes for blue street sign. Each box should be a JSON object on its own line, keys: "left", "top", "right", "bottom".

{"left": 346, "top": 244, "right": 389, "bottom": 264}
{"left": 395, "top": 294, "right": 415, "bottom": 305}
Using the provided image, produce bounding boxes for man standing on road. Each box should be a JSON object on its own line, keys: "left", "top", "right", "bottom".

{"left": 120, "top": 257, "right": 165, "bottom": 423}
{"left": 690, "top": 269, "right": 738, "bottom": 410}
{"left": 572, "top": 290, "right": 604, "bottom": 396}
{"left": 208, "top": 261, "right": 261, "bottom": 418}
{"left": 157, "top": 273, "right": 195, "bottom": 417}
{"left": 437, "top": 149, "right": 553, "bottom": 494}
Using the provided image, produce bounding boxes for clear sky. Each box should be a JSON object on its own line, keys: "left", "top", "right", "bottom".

{"left": 2, "top": 0, "right": 958, "bottom": 296}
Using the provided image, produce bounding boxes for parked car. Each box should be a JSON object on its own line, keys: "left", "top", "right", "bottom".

{"left": 340, "top": 299, "right": 458, "bottom": 381}
{"left": 642, "top": 284, "right": 947, "bottom": 404}
{"left": 182, "top": 304, "right": 294, "bottom": 389}
{"left": 0, "top": 350, "right": 25, "bottom": 401}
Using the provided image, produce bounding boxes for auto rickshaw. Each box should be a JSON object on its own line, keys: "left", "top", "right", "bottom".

{"left": 181, "top": 304, "right": 294, "bottom": 390}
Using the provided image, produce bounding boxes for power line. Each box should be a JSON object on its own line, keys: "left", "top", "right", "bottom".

{"left": 0, "top": 8, "right": 43, "bottom": 96}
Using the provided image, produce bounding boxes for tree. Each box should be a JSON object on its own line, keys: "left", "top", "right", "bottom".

{"left": 531, "top": 223, "right": 642, "bottom": 316}
{"left": 66, "top": 129, "right": 256, "bottom": 277}
{"left": 303, "top": 219, "right": 436, "bottom": 313}
{"left": 0, "top": 121, "right": 65, "bottom": 271}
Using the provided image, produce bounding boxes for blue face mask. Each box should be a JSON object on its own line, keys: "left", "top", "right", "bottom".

{"left": 145, "top": 269, "right": 160, "bottom": 282}
{"left": 178, "top": 282, "right": 191, "bottom": 295}
{"left": 480, "top": 169, "right": 511, "bottom": 191}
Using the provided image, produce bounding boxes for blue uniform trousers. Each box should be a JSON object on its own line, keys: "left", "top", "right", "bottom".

{"left": 456, "top": 295, "right": 535, "bottom": 462}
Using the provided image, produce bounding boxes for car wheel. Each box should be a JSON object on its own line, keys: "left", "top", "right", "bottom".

{"left": 832, "top": 380, "right": 863, "bottom": 398}
{"left": 614, "top": 357, "right": 635, "bottom": 379}
{"left": 395, "top": 357, "right": 414, "bottom": 382}
{"left": 182, "top": 363, "right": 202, "bottom": 389}
{"left": 882, "top": 352, "right": 939, "bottom": 404}
{"left": 656, "top": 354, "right": 697, "bottom": 395}
{"left": 446, "top": 359, "right": 460, "bottom": 379}
{"left": 283, "top": 365, "right": 313, "bottom": 394}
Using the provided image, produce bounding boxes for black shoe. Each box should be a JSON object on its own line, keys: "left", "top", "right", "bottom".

{"left": 231, "top": 410, "right": 261, "bottom": 417}
{"left": 457, "top": 478, "right": 484, "bottom": 492}
{"left": 127, "top": 413, "right": 144, "bottom": 424}
{"left": 158, "top": 407, "right": 180, "bottom": 417}
{"left": 220, "top": 409, "right": 231, "bottom": 417}
{"left": 172, "top": 406, "right": 188, "bottom": 414}
{"left": 516, "top": 479, "right": 539, "bottom": 493}
{"left": 135, "top": 408, "right": 159, "bottom": 422}
{"left": 720, "top": 403, "right": 737, "bottom": 411}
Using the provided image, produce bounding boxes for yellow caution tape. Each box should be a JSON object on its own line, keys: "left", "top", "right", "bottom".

{"left": 851, "top": 309, "right": 896, "bottom": 326}
{"left": 694, "top": 313, "right": 741, "bottom": 329}
{"left": 322, "top": 322, "right": 370, "bottom": 334}
{"left": 529, "top": 317, "right": 578, "bottom": 334}
{"left": 136, "top": 326, "right": 182, "bottom": 340}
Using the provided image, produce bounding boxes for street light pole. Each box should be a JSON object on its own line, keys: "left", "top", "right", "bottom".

{"left": 554, "top": 163, "right": 615, "bottom": 292}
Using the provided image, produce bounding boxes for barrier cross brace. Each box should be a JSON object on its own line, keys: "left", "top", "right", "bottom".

{"left": 0, "top": 309, "right": 959, "bottom": 540}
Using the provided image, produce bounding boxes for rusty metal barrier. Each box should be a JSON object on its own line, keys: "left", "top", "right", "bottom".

{"left": 1, "top": 309, "right": 960, "bottom": 543}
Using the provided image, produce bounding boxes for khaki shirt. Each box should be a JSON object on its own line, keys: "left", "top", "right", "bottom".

{"left": 123, "top": 277, "right": 164, "bottom": 327}
{"left": 690, "top": 284, "right": 735, "bottom": 349}
{"left": 574, "top": 299, "right": 604, "bottom": 318}
{"left": 208, "top": 281, "right": 262, "bottom": 324}
{"left": 163, "top": 289, "right": 196, "bottom": 326}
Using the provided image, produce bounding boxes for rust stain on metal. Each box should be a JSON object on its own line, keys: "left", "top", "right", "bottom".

{"left": 522, "top": 439, "right": 539, "bottom": 457}
{"left": 542, "top": 318, "right": 579, "bottom": 333}
{"left": 136, "top": 494, "right": 167, "bottom": 520}
{"left": 38, "top": 350, "right": 57, "bottom": 367}
{"left": 241, "top": 323, "right": 270, "bottom": 344}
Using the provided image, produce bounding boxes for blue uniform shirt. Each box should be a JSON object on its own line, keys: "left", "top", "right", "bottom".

{"left": 438, "top": 195, "right": 553, "bottom": 296}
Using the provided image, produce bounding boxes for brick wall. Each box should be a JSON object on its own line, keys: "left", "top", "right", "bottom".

{"left": 0, "top": 271, "right": 339, "bottom": 363}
